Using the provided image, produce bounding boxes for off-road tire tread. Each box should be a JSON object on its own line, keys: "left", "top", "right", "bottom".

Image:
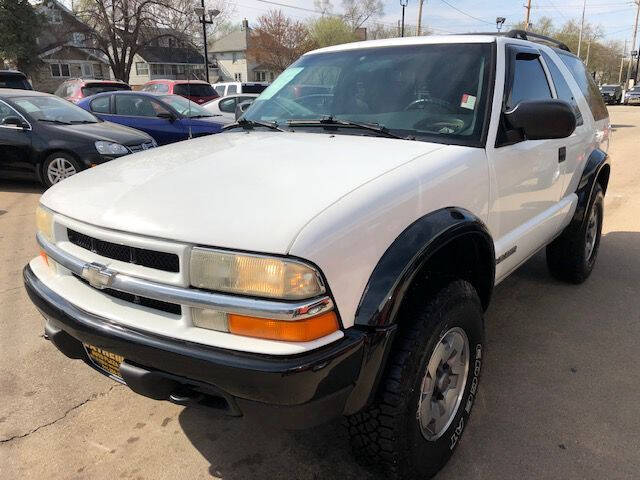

{"left": 345, "top": 280, "right": 482, "bottom": 479}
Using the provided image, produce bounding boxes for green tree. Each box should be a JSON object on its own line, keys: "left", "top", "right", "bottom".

{"left": 308, "top": 16, "right": 358, "bottom": 48}
{"left": 0, "top": 0, "right": 43, "bottom": 75}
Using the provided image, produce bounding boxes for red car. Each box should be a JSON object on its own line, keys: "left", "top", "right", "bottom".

{"left": 141, "top": 79, "right": 218, "bottom": 104}
{"left": 54, "top": 79, "right": 131, "bottom": 103}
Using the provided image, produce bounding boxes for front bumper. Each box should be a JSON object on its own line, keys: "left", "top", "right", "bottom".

{"left": 24, "top": 265, "right": 392, "bottom": 427}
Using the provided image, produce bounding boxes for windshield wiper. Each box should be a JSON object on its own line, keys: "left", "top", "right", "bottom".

{"left": 70, "top": 120, "right": 98, "bottom": 124}
{"left": 223, "top": 118, "right": 284, "bottom": 132}
{"left": 190, "top": 114, "right": 213, "bottom": 118}
{"left": 38, "top": 119, "right": 71, "bottom": 125}
{"left": 287, "top": 116, "right": 410, "bottom": 140}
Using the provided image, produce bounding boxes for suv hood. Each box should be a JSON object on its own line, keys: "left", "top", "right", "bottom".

{"left": 41, "top": 131, "right": 445, "bottom": 253}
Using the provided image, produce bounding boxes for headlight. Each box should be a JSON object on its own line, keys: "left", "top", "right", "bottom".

{"left": 35, "top": 205, "right": 54, "bottom": 242}
{"left": 189, "top": 248, "right": 325, "bottom": 300}
{"left": 95, "top": 141, "right": 129, "bottom": 155}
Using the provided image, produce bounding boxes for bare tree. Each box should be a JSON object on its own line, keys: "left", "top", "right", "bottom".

{"left": 247, "top": 9, "right": 309, "bottom": 73}
{"left": 72, "top": 0, "right": 205, "bottom": 82}
{"left": 342, "top": 0, "right": 383, "bottom": 29}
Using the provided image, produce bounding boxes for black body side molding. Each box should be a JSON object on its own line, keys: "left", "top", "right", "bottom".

{"left": 566, "top": 148, "right": 610, "bottom": 234}
{"left": 353, "top": 207, "right": 495, "bottom": 328}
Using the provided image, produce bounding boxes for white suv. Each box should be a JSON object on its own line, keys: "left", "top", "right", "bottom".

{"left": 25, "top": 31, "right": 610, "bottom": 479}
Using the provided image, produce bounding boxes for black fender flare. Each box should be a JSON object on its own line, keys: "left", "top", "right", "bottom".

{"left": 353, "top": 207, "right": 495, "bottom": 328}
{"left": 343, "top": 207, "right": 494, "bottom": 415}
{"left": 565, "top": 148, "right": 609, "bottom": 235}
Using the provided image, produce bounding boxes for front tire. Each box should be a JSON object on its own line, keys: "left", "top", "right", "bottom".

{"left": 546, "top": 183, "right": 604, "bottom": 283}
{"left": 346, "top": 281, "right": 484, "bottom": 479}
{"left": 42, "top": 152, "right": 82, "bottom": 188}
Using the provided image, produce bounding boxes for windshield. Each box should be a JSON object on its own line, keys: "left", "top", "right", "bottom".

{"left": 12, "top": 95, "right": 98, "bottom": 124}
{"left": 601, "top": 86, "right": 616, "bottom": 92}
{"left": 242, "top": 84, "right": 268, "bottom": 94}
{"left": 0, "top": 75, "right": 32, "bottom": 90}
{"left": 81, "top": 83, "right": 130, "bottom": 96}
{"left": 244, "top": 43, "right": 492, "bottom": 145}
{"left": 160, "top": 94, "right": 212, "bottom": 117}
{"left": 174, "top": 83, "right": 216, "bottom": 97}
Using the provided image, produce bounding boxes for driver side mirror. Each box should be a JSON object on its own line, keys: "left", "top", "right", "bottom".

{"left": 2, "top": 116, "right": 28, "bottom": 129}
{"left": 157, "top": 112, "right": 176, "bottom": 122}
{"left": 504, "top": 99, "right": 576, "bottom": 140}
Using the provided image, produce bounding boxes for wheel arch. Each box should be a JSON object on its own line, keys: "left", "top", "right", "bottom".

{"left": 353, "top": 207, "right": 495, "bottom": 329}
{"left": 38, "top": 149, "right": 82, "bottom": 181}
{"left": 567, "top": 148, "right": 610, "bottom": 234}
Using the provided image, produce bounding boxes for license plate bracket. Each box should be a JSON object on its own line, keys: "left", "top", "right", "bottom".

{"left": 84, "top": 344, "right": 125, "bottom": 382}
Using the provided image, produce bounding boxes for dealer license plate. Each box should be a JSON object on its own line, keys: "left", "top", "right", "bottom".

{"left": 84, "top": 344, "right": 124, "bottom": 381}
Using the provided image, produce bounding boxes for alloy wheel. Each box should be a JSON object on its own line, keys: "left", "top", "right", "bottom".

{"left": 47, "top": 157, "right": 77, "bottom": 185}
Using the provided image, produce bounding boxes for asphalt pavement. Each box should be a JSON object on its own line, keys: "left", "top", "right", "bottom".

{"left": 1, "top": 106, "right": 639, "bottom": 479}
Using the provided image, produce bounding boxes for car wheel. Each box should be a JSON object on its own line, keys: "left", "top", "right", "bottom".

{"left": 42, "top": 153, "right": 82, "bottom": 187}
{"left": 346, "top": 280, "right": 484, "bottom": 479}
{"left": 546, "top": 183, "right": 604, "bottom": 284}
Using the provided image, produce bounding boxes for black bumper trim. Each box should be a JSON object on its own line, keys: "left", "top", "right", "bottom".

{"left": 24, "top": 265, "right": 371, "bottom": 426}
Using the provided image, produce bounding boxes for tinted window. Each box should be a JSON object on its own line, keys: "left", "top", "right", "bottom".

{"left": 90, "top": 96, "right": 111, "bottom": 114}
{"left": 174, "top": 83, "right": 216, "bottom": 97}
{"left": 159, "top": 95, "right": 212, "bottom": 118}
{"left": 226, "top": 84, "right": 237, "bottom": 95}
{"left": 541, "top": 51, "right": 583, "bottom": 126}
{"left": 81, "top": 83, "right": 131, "bottom": 97}
{"left": 0, "top": 101, "right": 20, "bottom": 124}
{"left": 558, "top": 52, "right": 608, "bottom": 121}
{"left": 115, "top": 95, "right": 169, "bottom": 117}
{"left": 214, "top": 85, "right": 225, "bottom": 96}
{"left": 507, "top": 57, "right": 552, "bottom": 109}
{"left": 242, "top": 84, "right": 267, "bottom": 94}
{"left": 218, "top": 97, "right": 236, "bottom": 113}
{"left": 0, "top": 74, "right": 31, "bottom": 90}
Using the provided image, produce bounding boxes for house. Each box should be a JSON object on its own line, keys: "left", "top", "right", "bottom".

{"left": 127, "top": 33, "right": 206, "bottom": 88}
{"left": 33, "top": 0, "right": 112, "bottom": 92}
{"left": 208, "top": 20, "right": 277, "bottom": 83}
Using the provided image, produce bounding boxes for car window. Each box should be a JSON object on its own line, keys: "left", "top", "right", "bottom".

{"left": 141, "top": 84, "right": 155, "bottom": 92}
{"left": 159, "top": 95, "right": 212, "bottom": 118}
{"left": 214, "top": 85, "right": 226, "bottom": 96}
{"left": 81, "top": 83, "right": 130, "bottom": 97}
{"left": 0, "top": 101, "right": 20, "bottom": 124}
{"left": 557, "top": 52, "right": 608, "bottom": 121}
{"left": 90, "top": 96, "right": 111, "bottom": 114}
{"left": 242, "top": 84, "right": 267, "bottom": 94}
{"left": 218, "top": 97, "right": 237, "bottom": 113}
{"left": 12, "top": 95, "right": 98, "bottom": 123}
{"left": 115, "top": 95, "right": 169, "bottom": 117}
{"left": 155, "top": 84, "right": 169, "bottom": 93}
{"left": 0, "top": 74, "right": 31, "bottom": 90}
{"left": 239, "top": 96, "right": 256, "bottom": 103}
{"left": 226, "top": 85, "right": 237, "bottom": 95}
{"left": 506, "top": 56, "right": 552, "bottom": 110}
{"left": 174, "top": 83, "right": 215, "bottom": 97}
{"left": 541, "top": 51, "right": 583, "bottom": 126}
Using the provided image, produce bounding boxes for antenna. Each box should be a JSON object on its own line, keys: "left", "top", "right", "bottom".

{"left": 187, "top": 64, "right": 192, "bottom": 139}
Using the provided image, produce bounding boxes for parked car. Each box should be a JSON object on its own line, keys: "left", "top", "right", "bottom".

{"left": 140, "top": 79, "right": 218, "bottom": 105}
{"left": 0, "top": 89, "right": 155, "bottom": 187}
{"left": 0, "top": 70, "right": 32, "bottom": 90}
{"left": 600, "top": 84, "right": 622, "bottom": 104}
{"left": 212, "top": 81, "right": 269, "bottom": 97}
{"left": 624, "top": 85, "right": 640, "bottom": 104}
{"left": 54, "top": 79, "right": 131, "bottom": 103}
{"left": 202, "top": 94, "right": 258, "bottom": 122}
{"left": 78, "top": 91, "right": 225, "bottom": 145}
{"left": 25, "top": 31, "right": 610, "bottom": 479}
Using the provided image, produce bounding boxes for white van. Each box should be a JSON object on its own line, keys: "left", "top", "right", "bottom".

{"left": 212, "top": 81, "right": 269, "bottom": 97}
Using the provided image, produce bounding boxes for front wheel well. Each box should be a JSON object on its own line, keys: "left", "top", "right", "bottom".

{"left": 597, "top": 164, "right": 610, "bottom": 195}
{"left": 402, "top": 232, "right": 494, "bottom": 314}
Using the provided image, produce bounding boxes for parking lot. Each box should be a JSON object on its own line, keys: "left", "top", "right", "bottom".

{"left": 1, "top": 105, "right": 639, "bottom": 479}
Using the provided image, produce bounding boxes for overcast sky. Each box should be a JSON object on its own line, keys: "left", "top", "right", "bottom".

{"left": 229, "top": 0, "right": 638, "bottom": 47}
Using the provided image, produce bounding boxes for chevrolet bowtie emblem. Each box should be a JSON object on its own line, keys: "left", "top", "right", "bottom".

{"left": 82, "top": 262, "right": 116, "bottom": 289}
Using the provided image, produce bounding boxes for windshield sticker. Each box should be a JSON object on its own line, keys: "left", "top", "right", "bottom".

{"left": 460, "top": 94, "right": 476, "bottom": 110}
{"left": 259, "top": 67, "right": 304, "bottom": 100}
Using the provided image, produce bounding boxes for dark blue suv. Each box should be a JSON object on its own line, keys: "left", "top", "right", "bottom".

{"left": 77, "top": 91, "right": 225, "bottom": 145}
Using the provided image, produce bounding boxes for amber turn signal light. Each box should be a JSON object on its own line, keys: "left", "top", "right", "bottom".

{"left": 228, "top": 311, "right": 339, "bottom": 342}
{"left": 39, "top": 250, "right": 49, "bottom": 266}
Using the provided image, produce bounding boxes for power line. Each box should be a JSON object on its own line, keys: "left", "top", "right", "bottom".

{"left": 437, "top": 0, "right": 495, "bottom": 25}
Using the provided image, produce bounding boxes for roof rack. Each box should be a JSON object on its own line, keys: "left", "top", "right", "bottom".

{"left": 461, "top": 29, "right": 571, "bottom": 53}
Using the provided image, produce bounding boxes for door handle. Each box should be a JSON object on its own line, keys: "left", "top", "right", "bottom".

{"left": 558, "top": 146, "right": 566, "bottom": 163}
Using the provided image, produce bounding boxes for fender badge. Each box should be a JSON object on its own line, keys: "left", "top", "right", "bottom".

{"left": 82, "top": 262, "right": 116, "bottom": 289}
{"left": 496, "top": 246, "right": 517, "bottom": 265}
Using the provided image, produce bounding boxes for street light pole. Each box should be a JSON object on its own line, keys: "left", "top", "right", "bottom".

{"left": 400, "top": 0, "right": 408, "bottom": 37}
{"left": 194, "top": 2, "right": 220, "bottom": 83}
{"left": 625, "top": 1, "right": 640, "bottom": 89}
{"left": 577, "top": 0, "right": 587, "bottom": 57}
{"left": 496, "top": 17, "right": 506, "bottom": 33}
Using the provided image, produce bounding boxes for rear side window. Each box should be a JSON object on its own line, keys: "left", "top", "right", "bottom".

{"left": 218, "top": 97, "right": 236, "bottom": 113}
{"left": 90, "top": 96, "right": 111, "bottom": 114}
{"left": 214, "top": 85, "right": 225, "bottom": 96}
{"left": 541, "top": 51, "right": 583, "bottom": 126}
{"left": 557, "top": 52, "right": 608, "bottom": 121}
{"left": 174, "top": 83, "right": 215, "bottom": 97}
{"left": 506, "top": 56, "right": 552, "bottom": 110}
{"left": 226, "top": 84, "right": 237, "bottom": 94}
{"left": 241, "top": 84, "right": 268, "bottom": 94}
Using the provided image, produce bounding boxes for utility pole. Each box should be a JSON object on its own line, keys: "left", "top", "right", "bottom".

{"left": 619, "top": 39, "right": 627, "bottom": 84}
{"left": 524, "top": 0, "right": 531, "bottom": 30}
{"left": 625, "top": 0, "right": 640, "bottom": 90}
{"left": 417, "top": 0, "right": 424, "bottom": 36}
{"left": 586, "top": 38, "right": 592, "bottom": 67}
{"left": 577, "top": 0, "right": 587, "bottom": 57}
